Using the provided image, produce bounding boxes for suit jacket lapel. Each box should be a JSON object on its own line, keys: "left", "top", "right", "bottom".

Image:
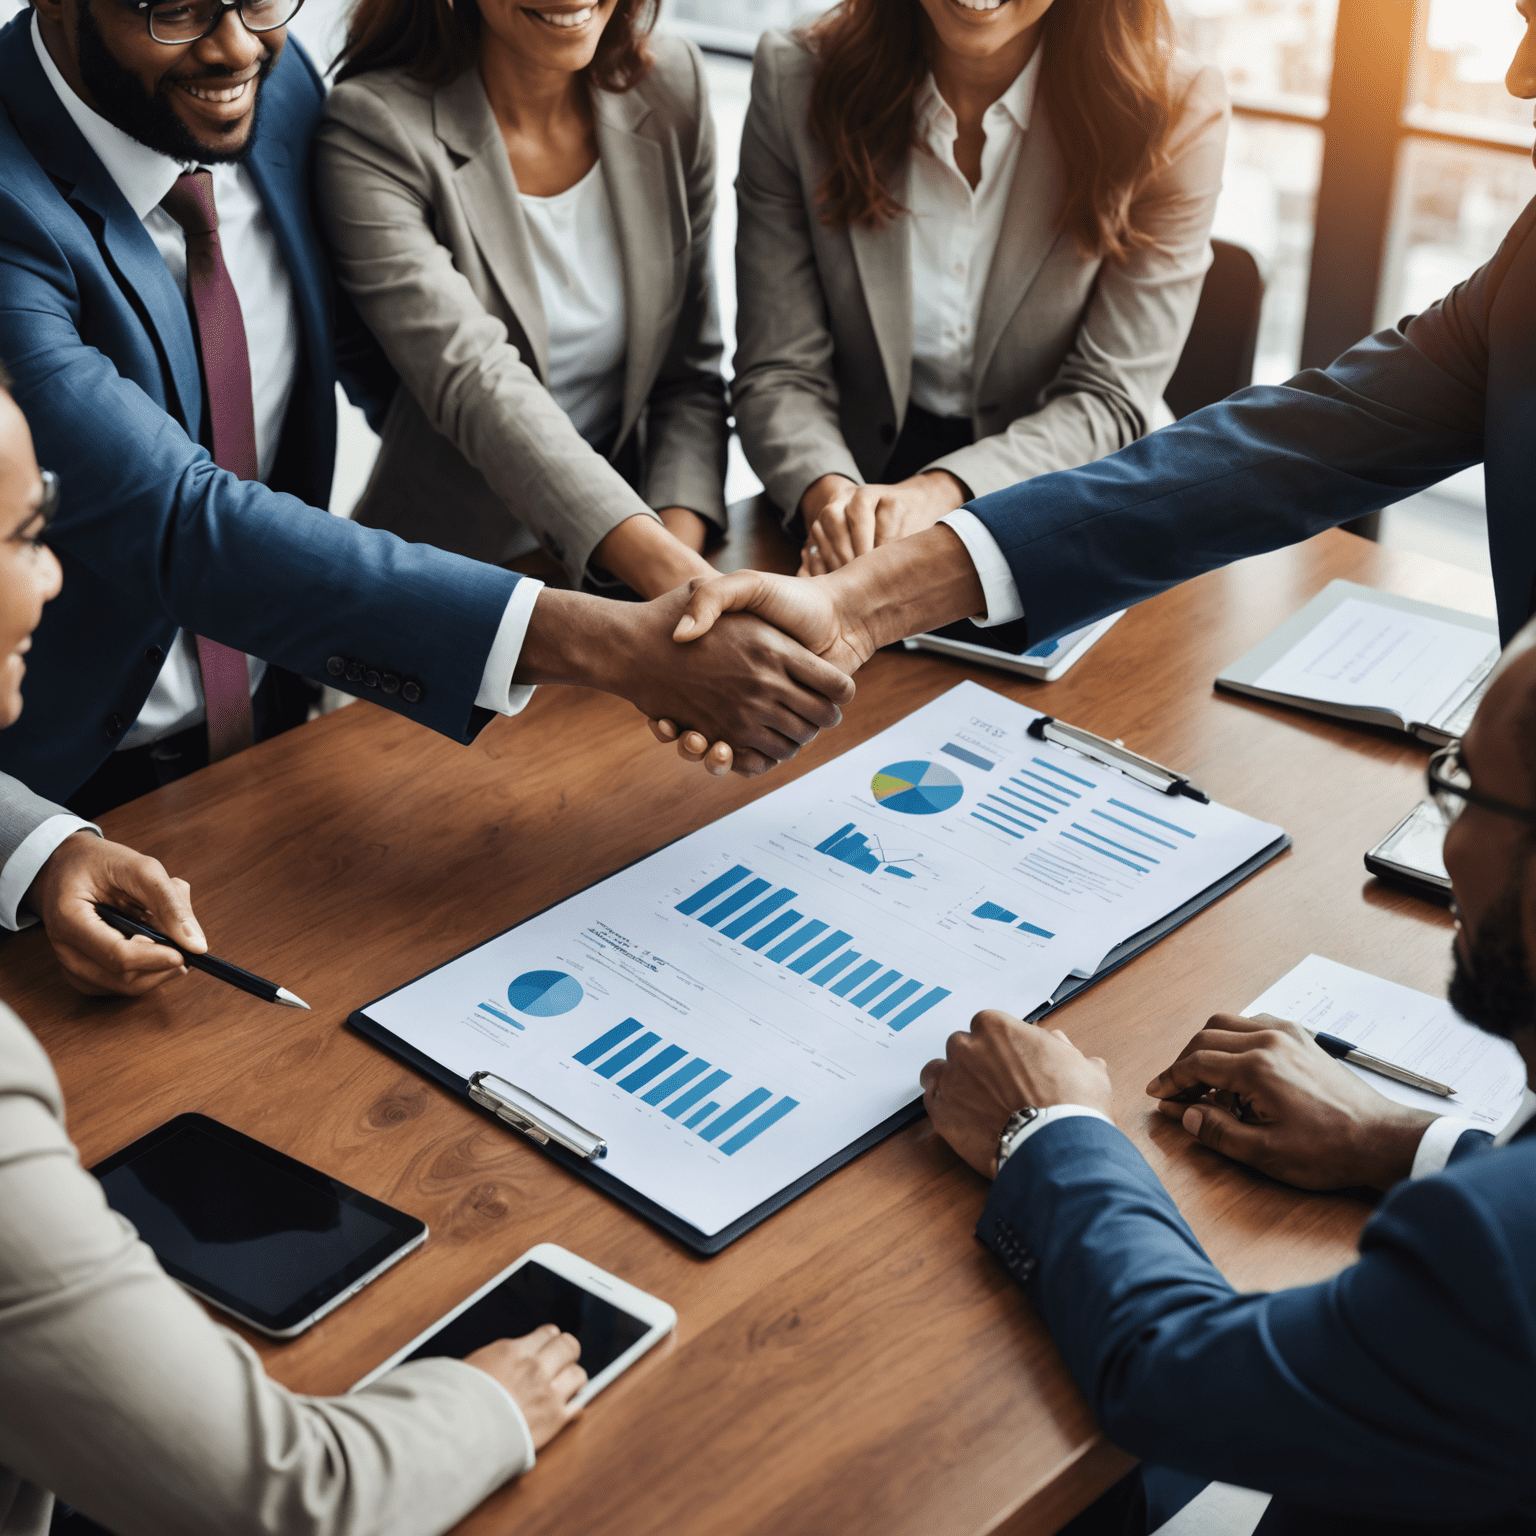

{"left": 595, "top": 88, "right": 669, "bottom": 441}
{"left": 848, "top": 204, "right": 912, "bottom": 419}
{"left": 974, "top": 105, "right": 1066, "bottom": 395}
{"left": 434, "top": 67, "right": 549, "bottom": 380}
{"left": 1, "top": 23, "right": 202, "bottom": 431}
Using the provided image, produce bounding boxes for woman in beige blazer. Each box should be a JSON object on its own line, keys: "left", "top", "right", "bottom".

{"left": 317, "top": 1, "right": 727, "bottom": 598}
{"left": 733, "top": 0, "right": 1229, "bottom": 577}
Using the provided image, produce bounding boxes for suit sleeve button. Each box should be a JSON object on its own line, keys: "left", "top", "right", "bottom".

{"left": 380, "top": 673, "right": 401, "bottom": 695}
{"left": 326, "top": 655, "right": 346, "bottom": 677}
{"left": 401, "top": 679, "right": 422, "bottom": 704}
{"left": 345, "top": 660, "right": 363, "bottom": 683}
{"left": 364, "top": 669, "right": 380, "bottom": 688}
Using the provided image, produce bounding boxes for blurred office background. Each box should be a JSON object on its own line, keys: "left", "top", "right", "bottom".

{"left": 8, "top": 0, "right": 1529, "bottom": 575}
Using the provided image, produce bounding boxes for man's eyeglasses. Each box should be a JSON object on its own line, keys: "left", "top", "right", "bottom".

{"left": 120, "top": 0, "right": 306, "bottom": 46}
{"left": 1427, "top": 741, "right": 1536, "bottom": 829}
{"left": 9, "top": 470, "right": 57, "bottom": 552}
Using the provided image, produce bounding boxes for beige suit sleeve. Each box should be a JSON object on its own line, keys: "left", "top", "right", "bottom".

{"left": 928, "top": 63, "right": 1231, "bottom": 498}
{"left": 731, "top": 34, "right": 866, "bottom": 522}
{"left": 0, "top": 1008, "right": 531, "bottom": 1536}
{"left": 638, "top": 42, "right": 729, "bottom": 526}
{"left": 316, "top": 82, "right": 653, "bottom": 585}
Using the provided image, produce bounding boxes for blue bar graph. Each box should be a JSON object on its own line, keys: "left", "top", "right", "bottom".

{"left": 665, "top": 1068, "right": 730, "bottom": 1120}
{"left": 1019, "top": 921, "right": 1054, "bottom": 938}
{"left": 832, "top": 958, "right": 881, "bottom": 997}
{"left": 641, "top": 1057, "right": 709, "bottom": 1105}
{"left": 942, "top": 742, "right": 993, "bottom": 771}
{"left": 870, "top": 979, "right": 922, "bottom": 1019}
{"left": 811, "top": 950, "right": 860, "bottom": 986}
{"left": 676, "top": 866, "right": 750, "bottom": 915}
{"left": 684, "top": 1101, "right": 720, "bottom": 1128}
{"left": 478, "top": 1002, "right": 524, "bottom": 1030}
{"left": 788, "top": 929, "right": 853, "bottom": 974}
{"left": 700, "top": 1087, "right": 772, "bottom": 1142}
{"left": 818, "top": 822, "right": 879, "bottom": 874}
{"left": 595, "top": 1031, "right": 660, "bottom": 1078}
{"left": 722, "top": 887, "right": 795, "bottom": 939}
{"left": 618, "top": 1043, "right": 685, "bottom": 1092}
{"left": 972, "top": 811, "right": 1024, "bottom": 838}
{"left": 744, "top": 909, "right": 802, "bottom": 952}
{"left": 700, "top": 877, "right": 771, "bottom": 927}
{"left": 573, "top": 1018, "right": 641, "bottom": 1064}
{"left": 889, "top": 986, "right": 952, "bottom": 1033}
{"left": 853, "top": 968, "right": 902, "bottom": 1007}
{"left": 887, "top": 866, "right": 914, "bottom": 879}
{"left": 974, "top": 902, "right": 1018, "bottom": 922}
{"left": 767, "top": 919, "right": 827, "bottom": 963}
{"left": 720, "top": 1095, "right": 800, "bottom": 1155}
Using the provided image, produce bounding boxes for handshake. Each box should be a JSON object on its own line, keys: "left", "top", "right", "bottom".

{"left": 519, "top": 524, "right": 989, "bottom": 777}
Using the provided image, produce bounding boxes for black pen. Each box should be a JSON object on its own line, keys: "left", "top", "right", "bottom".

{"left": 94, "top": 904, "right": 310, "bottom": 1010}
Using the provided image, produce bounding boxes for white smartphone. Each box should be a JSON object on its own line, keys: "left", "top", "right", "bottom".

{"left": 351, "top": 1243, "right": 675, "bottom": 1406}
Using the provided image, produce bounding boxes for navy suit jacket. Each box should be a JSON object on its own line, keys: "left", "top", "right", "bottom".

{"left": 980, "top": 1115, "right": 1536, "bottom": 1532}
{"left": 0, "top": 16, "right": 522, "bottom": 800}
{"left": 967, "top": 198, "right": 1536, "bottom": 649}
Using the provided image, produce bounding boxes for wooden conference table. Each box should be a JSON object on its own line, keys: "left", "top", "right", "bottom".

{"left": 5, "top": 523, "right": 1494, "bottom": 1535}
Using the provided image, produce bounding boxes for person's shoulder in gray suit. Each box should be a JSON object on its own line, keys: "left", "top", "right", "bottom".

{"left": 316, "top": 28, "right": 728, "bottom": 598}
{"left": 0, "top": 999, "right": 539, "bottom": 1536}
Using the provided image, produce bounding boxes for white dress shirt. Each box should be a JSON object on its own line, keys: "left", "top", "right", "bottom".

{"left": 520, "top": 161, "right": 628, "bottom": 449}
{"left": 32, "top": 13, "right": 540, "bottom": 750}
{"left": 907, "top": 53, "right": 1041, "bottom": 420}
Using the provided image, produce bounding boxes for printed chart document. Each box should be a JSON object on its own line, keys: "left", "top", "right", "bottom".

{"left": 1216, "top": 581, "right": 1497, "bottom": 742}
{"left": 1245, "top": 954, "right": 1525, "bottom": 1130}
{"left": 362, "top": 683, "right": 1284, "bottom": 1238}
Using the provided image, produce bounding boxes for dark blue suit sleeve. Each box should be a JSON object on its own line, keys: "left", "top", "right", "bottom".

{"left": 1448, "top": 1127, "right": 1496, "bottom": 1164}
{"left": 979, "top": 1117, "right": 1534, "bottom": 1522}
{"left": 967, "top": 201, "right": 1532, "bottom": 648}
{"left": 0, "top": 176, "right": 517, "bottom": 746}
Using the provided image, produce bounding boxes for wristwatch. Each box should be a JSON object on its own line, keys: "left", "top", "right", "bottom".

{"left": 995, "top": 1105, "right": 1040, "bottom": 1172}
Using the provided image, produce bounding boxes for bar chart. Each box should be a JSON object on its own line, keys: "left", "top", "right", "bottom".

{"left": 972, "top": 901, "right": 1055, "bottom": 940}
{"left": 674, "top": 864, "right": 951, "bottom": 1033}
{"left": 572, "top": 1018, "right": 799, "bottom": 1156}
{"left": 815, "top": 821, "right": 922, "bottom": 880}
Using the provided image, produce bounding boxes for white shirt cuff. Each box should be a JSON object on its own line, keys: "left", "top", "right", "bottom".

{"left": 481, "top": 1373, "right": 538, "bottom": 1473}
{"left": 999, "top": 1103, "right": 1114, "bottom": 1166}
{"left": 0, "top": 816, "right": 100, "bottom": 931}
{"left": 475, "top": 579, "right": 544, "bottom": 717}
{"left": 1410, "top": 1115, "right": 1477, "bottom": 1179}
{"left": 939, "top": 510, "right": 1024, "bottom": 627}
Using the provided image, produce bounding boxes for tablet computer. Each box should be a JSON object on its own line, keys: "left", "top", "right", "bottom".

{"left": 92, "top": 1113, "right": 427, "bottom": 1339}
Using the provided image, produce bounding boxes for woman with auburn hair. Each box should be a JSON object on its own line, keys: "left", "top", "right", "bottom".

{"left": 315, "top": 0, "right": 728, "bottom": 599}
{"left": 732, "top": 0, "right": 1228, "bottom": 587}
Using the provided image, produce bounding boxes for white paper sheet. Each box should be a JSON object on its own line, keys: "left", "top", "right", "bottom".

{"left": 1251, "top": 596, "right": 1497, "bottom": 727}
{"left": 1244, "top": 953, "right": 1526, "bottom": 1130}
{"left": 369, "top": 683, "right": 1283, "bottom": 1236}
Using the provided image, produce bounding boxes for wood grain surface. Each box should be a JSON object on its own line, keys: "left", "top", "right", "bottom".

{"left": 1, "top": 523, "right": 1493, "bottom": 1536}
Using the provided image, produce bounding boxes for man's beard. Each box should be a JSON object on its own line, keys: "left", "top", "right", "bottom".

{"left": 76, "top": 2, "right": 272, "bottom": 164}
{"left": 1449, "top": 883, "right": 1536, "bottom": 1041}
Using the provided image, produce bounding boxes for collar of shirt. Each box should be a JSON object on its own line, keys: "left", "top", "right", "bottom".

{"left": 913, "top": 43, "right": 1042, "bottom": 184}
{"left": 31, "top": 8, "right": 186, "bottom": 218}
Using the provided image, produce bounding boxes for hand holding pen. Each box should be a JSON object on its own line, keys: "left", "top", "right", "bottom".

{"left": 1145, "top": 1012, "right": 1443, "bottom": 1192}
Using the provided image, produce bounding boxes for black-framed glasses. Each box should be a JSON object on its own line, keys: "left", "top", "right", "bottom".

{"left": 1427, "top": 741, "right": 1536, "bottom": 829}
{"left": 120, "top": 0, "right": 306, "bottom": 46}
{"left": 9, "top": 470, "right": 57, "bottom": 551}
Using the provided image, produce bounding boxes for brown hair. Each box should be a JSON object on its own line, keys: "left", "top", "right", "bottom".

{"left": 803, "top": 0, "right": 1178, "bottom": 260}
{"left": 334, "top": 0, "right": 657, "bottom": 92}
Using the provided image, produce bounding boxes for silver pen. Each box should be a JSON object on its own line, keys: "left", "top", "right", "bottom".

{"left": 1311, "top": 1030, "right": 1456, "bottom": 1098}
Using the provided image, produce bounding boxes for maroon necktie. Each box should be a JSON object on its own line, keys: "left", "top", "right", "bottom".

{"left": 160, "top": 169, "right": 256, "bottom": 763}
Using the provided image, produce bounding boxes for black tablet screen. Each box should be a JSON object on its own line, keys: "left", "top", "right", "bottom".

{"left": 406, "top": 1261, "right": 649, "bottom": 1378}
{"left": 94, "top": 1115, "right": 422, "bottom": 1332}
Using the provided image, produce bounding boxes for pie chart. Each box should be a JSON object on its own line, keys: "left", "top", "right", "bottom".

{"left": 507, "top": 970, "right": 584, "bottom": 1017}
{"left": 871, "top": 759, "right": 964, "bottom": 815}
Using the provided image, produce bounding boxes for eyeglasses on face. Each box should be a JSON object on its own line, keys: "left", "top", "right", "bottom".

{"left": 8, "top": 470, "right": 57, "bottom": 552}
{"left": 117, "top": 0, "right": 306, "bottom": 46}
{"left": 1427, "top": 741, "right": 1536, "bottom": 830}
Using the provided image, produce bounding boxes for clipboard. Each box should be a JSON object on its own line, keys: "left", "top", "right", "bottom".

{"left": 349, "top": 709, "right": 1290, "bottom": 1257}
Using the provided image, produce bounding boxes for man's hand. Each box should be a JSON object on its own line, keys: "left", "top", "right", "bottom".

{"left": 799, "top": 471, "right": 968, "bottom": 575}
{"left": 466, "top": 1324, "right": 586, "bottom": 1449}
{"left": 1147, "top": 1013, "right": 1439, "bottom": 1191}
{"left": 675, "top": 569, "right": 876, "bottom": 675}
{"left": 516, "top": 585, "right": 855, "bottom": 776}
{"left": 25, "top": 831, "right": 206, "bottom": 996}
{"left": 920, "top": 1010, "right": 1113, "bottom": 1177}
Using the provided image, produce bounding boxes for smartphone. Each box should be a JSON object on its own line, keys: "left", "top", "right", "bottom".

{"left": 91, "top": 1113, "right": 427, "bottom": 1339}
{"left": 352, "top": 1243, "right": 675, "bottom": 1406}
{"left": 1364, "top": 800, "right": 1452, "bottom": 903}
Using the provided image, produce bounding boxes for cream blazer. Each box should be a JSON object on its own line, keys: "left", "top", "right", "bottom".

{"left": 317, "top": 36, "right": 729, "bottom": 585}
{"left": 0, "top": 1003, "right": 530, "bottom": 1536}
{"left": 732, "top": 30, "right": 1230, "bottom": 519}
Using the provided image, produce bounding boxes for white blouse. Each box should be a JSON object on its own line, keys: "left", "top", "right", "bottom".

{"left": 906, "top": 49, "right": 1042, "bottom": 419}
{"left": 520, "top": 160, "right": 628, "bottom": 448}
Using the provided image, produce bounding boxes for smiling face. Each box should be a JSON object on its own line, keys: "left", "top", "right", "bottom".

{"left": 476, "top": 0, "right": 620, "bottom": 76}
{"left": 36, "top": 0, "right": 282, "bottom": 163}
{"left": 0, "top": 393, "right": 64, "bottom": 729}
{"left": 913, "top": 0, "right": 1057, "bottom": 66}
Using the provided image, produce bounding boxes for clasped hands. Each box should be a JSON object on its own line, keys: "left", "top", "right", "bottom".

{"left": 921, "top": 1008, "right": 1438, "bottom": 1193}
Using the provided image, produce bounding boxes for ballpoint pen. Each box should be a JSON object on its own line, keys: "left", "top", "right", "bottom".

{"left": 95, "top": 904, "right": 311, "bottom": 1010}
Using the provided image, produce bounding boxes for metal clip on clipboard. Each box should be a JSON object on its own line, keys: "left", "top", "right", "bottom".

{"left": 467, "top": 1071, "right": 608, "bottom": 1160}
{"left": 1026, "top": 716, "right": 1210, "bottom": 804}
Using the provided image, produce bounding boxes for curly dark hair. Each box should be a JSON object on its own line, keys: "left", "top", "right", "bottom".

{"left": 334, "top": 0, "right": 656, "bottom": 93}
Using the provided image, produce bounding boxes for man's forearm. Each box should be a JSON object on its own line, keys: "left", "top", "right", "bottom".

{"left": 823, "top": 525, "right": 986, "bottom": 653}
{"left": 513, "top": 589, "right": 628, "bottom": 693}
